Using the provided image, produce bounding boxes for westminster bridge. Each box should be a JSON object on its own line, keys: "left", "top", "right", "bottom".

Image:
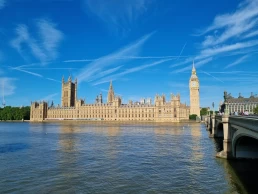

{"left": 205, "top": 114, "right": 258, "bottom": 159}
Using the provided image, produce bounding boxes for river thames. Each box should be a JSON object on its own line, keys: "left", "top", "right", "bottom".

{"left": 0, "top": 122, "right": 257, "bottom": 193}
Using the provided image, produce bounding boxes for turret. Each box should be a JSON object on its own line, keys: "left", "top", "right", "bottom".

{"left": 171, "top": 93, "right": 180, "bottom": 106}
{"left": 113, "top": 96, "right": 122, "bottom": 107}
{"left": 61, "top": 76, "right": 77, "bottom": 107}
{"left": 155, "top": 94, "right": 166, "bottom": 106}
{"left": 30, "top": 101, "right": 48, "bottom": 121}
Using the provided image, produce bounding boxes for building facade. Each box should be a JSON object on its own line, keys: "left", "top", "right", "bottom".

{"left": 30, "top": 68, "right": 200, "bottom": 122}
{"left": 189, "top": 62, "right": 200, "bottom": 117}
{"left": 220, "top": 92, "right": 258, "bottom": 114}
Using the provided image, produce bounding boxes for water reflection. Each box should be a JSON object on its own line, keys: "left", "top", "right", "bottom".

{"left": 57, "top": 124, "right": 79, "bottom": 193}
{"left": 218, "top": 159, "right": 247, "bottom": 194}
{"left": 190, "top": 124, "right": 203, "bottom": 162}
{"left": 107, "top": 126, "right": 120, "bottom": 137}
{"left": 106, "top": 126, "right": 120, "bottom": 160}
{"left": 59, "top": 125, "right": 77, "bottom": 152}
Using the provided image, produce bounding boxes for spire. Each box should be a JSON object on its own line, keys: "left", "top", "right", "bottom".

{"left": 109, "top": 80, "right": 113, "bottom": 90}
{"left": 107, "top": 80, "right": 115, "bottom": 103}
{"left": 62, "top": 75, "right": 65, "bottom": 83}
{"left": 192, "top": 60, "right": 196, "bottom": 74}
{"left": 68, "top": 75, "right": 71, "bottom": 82}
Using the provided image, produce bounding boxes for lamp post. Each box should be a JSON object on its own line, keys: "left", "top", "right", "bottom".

{"left": 212, "top": 102, "right": 214, "bottom": 115}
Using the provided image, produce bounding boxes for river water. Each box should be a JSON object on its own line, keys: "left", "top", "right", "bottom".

{"left": 0, "top": 122, "right": 257, "bottom": 194}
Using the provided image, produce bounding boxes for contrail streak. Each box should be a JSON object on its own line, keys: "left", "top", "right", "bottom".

{"left": 200, "top": 70, "right": 224, "bottom": 83}
{"left": 176, "top": 42, "right": 187, "bottom": 60}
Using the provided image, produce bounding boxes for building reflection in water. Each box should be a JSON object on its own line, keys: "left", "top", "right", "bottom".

{"left": 190, "top": 124, "right": 203, "bottom": 162}
{"left": 57, "top": 124, "right": 79, "bottom": 190}
{"left": 154, "top": 124, "right": 184, "bottom": 136}
{"left": 105, "top": 126, "right": 120, "bottom": 160}
{"left": 59, "top": 124, "right": 77, "bottom": 152}
{"left": 107, "top": 126, "right": 120, "bottom": 137}
{"left": 153, "top": 124, "right": 185, "bottom": 159}
{"left": 188, "top": 124, "right": 204, "bottom": 180}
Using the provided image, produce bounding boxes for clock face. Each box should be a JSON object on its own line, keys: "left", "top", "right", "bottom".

{"left": 191, "top": 81, "right": 197, "bottom": 87}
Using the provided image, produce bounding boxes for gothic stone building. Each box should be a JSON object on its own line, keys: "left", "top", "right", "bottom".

{"left": 220, "top": 92, "right": 258, "bottom": 114}
{"left": 31, "top": 65, "right": 200, "bottom": 122}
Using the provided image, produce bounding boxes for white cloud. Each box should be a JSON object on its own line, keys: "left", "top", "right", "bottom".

{"left": 170, "top": 58, "right": 193, "bottom": 68}
{"left": 224, "top": 55, "right": 249, "bottom": 69}
{"left": 91, "top": 65, "right": 123, "bottom": 81}
{"left": 202, "top": 19, "right": 257, "bottom": 47}
{"left": 76, "top": 32, "right": 154, "bottom": 83}
{"left": 83, "top": 0, "right": 154, "bottom": 34}
{"left": 11, "top": 19, "right": 64, "bottom": 64}
{"left": 244, "top": 29, "right": 258, "bottom": 39}
{"left": 64, "top": 59, "right": 96, "bottom": 63}
{"left": 0, "top": 0, "right": 5, "bottom": 9}
{"left": 200, "top": 0, "right": 258, "bottom": 36}
{"left": 11, "top": 67, "right": 43, "bottom": 78}
{"left": 173, "top": 57, "right": 213, "bottom": 73}
{"left": 199, "top": 40, "right": 258, "bottom": 58}
{"left": 64, "top": 55, "right": 188, "bottom": 64}
{"left": 40, "top": 93, "right": 58, "bottom": 102}
{"left": 0, "top": 78, "right": 16, "bottom": 98}
{"left": 92, "top": 58, "right": 173, "bottom": 86}
{"left": 200, "top": 70, "right": 224, "bottom": 83}
{"left": 46, "top": 78, "right": 61, "bottom": 83}
{"left": 37, "top": 19, "right": 64, "bottom": 60}
{"left": 173, "top": 0, "right": 258, "bottom": 73}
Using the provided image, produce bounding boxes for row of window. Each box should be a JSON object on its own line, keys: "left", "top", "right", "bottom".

{"left": 48, "top": 113, "right": 183, "bottom": 119}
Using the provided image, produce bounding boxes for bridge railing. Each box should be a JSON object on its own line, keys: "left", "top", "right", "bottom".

{"left": 229, "top": 116, "right": 258, "bottom": 133}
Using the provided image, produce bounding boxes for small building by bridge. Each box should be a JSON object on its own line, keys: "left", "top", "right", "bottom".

{"left": 219, "top": 92, "right": 258, "bottom": 114}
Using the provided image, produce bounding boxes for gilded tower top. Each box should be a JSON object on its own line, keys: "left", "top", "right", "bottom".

{"left": 190, "top": 61, "right": 198, "bottom": 80}
{"left": 192, "top": 61, "right": 196, "bottom": 74}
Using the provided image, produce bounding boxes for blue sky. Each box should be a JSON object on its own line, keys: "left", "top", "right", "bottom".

{"left": 1, "top": 0, "right": 258, "bottom": 109}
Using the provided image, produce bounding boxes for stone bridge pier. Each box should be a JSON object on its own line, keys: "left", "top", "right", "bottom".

{"left": 205, "top": 114, "right": 258, "bottom": 159}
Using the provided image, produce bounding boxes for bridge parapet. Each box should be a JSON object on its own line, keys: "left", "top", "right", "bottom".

{"left": 229, "top": 116, "right": 258, "bottom": 133}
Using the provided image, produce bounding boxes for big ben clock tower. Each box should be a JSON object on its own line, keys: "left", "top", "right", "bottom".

{"left": 189, "top": 62, "right": 200, "bottom": 117}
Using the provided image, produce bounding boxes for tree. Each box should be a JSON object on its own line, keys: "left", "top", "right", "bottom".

{"left": 253, "top": 106, "right": 258, "bottom": 114}
{"left": 189, "top": 114, "right": 197, "bottom": 120}
{"left": 0, "top": 106, "right": 30, "bottom": 120}
{"left": 200, "top": 108, "right": 208, "bottom": 116}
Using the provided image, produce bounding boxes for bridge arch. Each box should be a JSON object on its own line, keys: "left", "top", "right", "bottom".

{"left": 232, "top": 128, "right": 258, "bottom": 159}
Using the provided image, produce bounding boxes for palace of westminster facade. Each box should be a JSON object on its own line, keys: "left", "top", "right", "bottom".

{"left": 30, "top": 64, "right": 200, "bottom": 122}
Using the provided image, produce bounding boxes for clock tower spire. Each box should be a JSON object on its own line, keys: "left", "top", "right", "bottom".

{"left": 189, "top": 61, "right": 200, "bottom": 117}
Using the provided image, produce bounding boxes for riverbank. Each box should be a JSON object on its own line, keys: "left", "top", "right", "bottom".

{"left": 0, "top": 120, "right": 30, "bottom": 122}
{"left": 0, "top": 119, "right": 200, "bottom": 125}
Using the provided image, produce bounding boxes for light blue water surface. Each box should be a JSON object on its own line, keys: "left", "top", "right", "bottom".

{"left": 0, "top": 122, "right": 250, "bottom": 193}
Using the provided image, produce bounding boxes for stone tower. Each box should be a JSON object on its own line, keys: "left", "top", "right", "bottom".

{"left": 107, "top": 80, "right": 115, "bottom": 103}
{"left": 189, "top": 62, "right": 200, "bottom": 117}
{"left": 61, "top": 76, "right": 77, "bottom": 107}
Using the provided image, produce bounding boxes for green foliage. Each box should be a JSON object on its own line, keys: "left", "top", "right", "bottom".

{"left": 0, "top": 106, "right": 30, "bottom": 121}
{"left": 253, "top": 106, "right": 258, "bottom": 114}
{"left": 189, "top": 114, "right": 197, "bottom": 120}
{"left": 200, "top": 108, "right": 208, "bottom": 116}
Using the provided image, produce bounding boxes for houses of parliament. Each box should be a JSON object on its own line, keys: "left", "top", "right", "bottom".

{"left": 30, "top": 64, "right": 200, "bottom": 122}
